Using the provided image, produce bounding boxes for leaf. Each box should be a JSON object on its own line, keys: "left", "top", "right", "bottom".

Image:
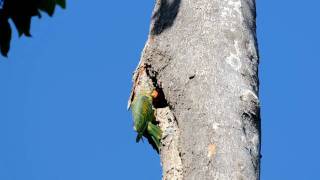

{"left": 56, "top": 0, "right": 66, "bottom": 9}
{"left": 11, "top": 15, "right": 32, "bottom": 37}
{"left": 0, "top": 0, "right": 66, "bottom": 57}
{"left": 38, "top": 0, "right": 56, "bottom": 16}
{"left": 0, "top": 18, "right": 12, "bottom": 57}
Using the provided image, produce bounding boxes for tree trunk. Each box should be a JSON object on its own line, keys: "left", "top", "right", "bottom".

{"left": 129, "top": 0, "right": 260, "bottom": 179}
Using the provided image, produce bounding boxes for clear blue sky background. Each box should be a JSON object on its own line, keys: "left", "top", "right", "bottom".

{"left": 0, "top": 0, "right": 319, "bottom": 179}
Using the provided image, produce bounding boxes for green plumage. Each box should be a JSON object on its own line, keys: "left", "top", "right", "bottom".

{"left": 131, "top": 92, "right": 162, "bottom": 153}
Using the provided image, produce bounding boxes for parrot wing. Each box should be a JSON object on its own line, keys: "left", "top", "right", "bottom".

{"left": 132, "top": 95, "right": 154, "bottom": 142}
{"left": 145, "top": 122, "right": 162, "bottom": 153}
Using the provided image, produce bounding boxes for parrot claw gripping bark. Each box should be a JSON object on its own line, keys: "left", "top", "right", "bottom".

{"left": 129, "top": 66, "right": 162, "bottom": 153}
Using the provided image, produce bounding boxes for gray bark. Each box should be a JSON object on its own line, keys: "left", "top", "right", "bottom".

{"left": 130, "top": 0, "right": 260, "bottom": 179}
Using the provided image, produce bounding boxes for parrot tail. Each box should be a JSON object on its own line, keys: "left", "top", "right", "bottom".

{"left": 146, "top": 122, "right": 162, "bottom": 153}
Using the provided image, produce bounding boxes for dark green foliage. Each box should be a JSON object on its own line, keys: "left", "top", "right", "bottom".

{"left": 0, "top": 0, "right": 66, "bottom": 57}
{"left": 0, "top": 14, "right": 11, "bottom": 56}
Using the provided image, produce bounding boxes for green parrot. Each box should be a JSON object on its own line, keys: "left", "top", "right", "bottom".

{"left": 130, "top": 90, "right": 162, "bottom": 153}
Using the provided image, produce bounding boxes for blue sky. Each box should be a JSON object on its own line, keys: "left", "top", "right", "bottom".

{"left": 0, "top": 0, "right": 319, "bottom": 179}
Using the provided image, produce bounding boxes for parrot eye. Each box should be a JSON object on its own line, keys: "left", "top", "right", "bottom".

{"left": 151, "top": 90, "right": 159, "bottom": 98}
{"left": 151, "top": 88, "right": 168, "bottom": 108}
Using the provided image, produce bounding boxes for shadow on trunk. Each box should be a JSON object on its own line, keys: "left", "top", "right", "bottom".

{"left": 151, "top": 0, "right": 181, "bottom": 35}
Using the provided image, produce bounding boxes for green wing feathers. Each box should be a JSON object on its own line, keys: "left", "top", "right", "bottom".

{"left": 131, "top": 93, "right": 162, "bottom": 153}
{"left": 147, "top": 122, "right": 162, "bottom": 151}
{"left": 132, "top": 95, "right": 152, "bottom": 142}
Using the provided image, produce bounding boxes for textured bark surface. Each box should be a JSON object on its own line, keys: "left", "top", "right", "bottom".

{"left": 130, "top": 0, "right": 260, "bottom": 179}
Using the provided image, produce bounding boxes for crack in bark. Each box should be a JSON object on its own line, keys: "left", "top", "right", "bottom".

{"left": 145, "top": 64, "right": 183, "bottom": 180}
